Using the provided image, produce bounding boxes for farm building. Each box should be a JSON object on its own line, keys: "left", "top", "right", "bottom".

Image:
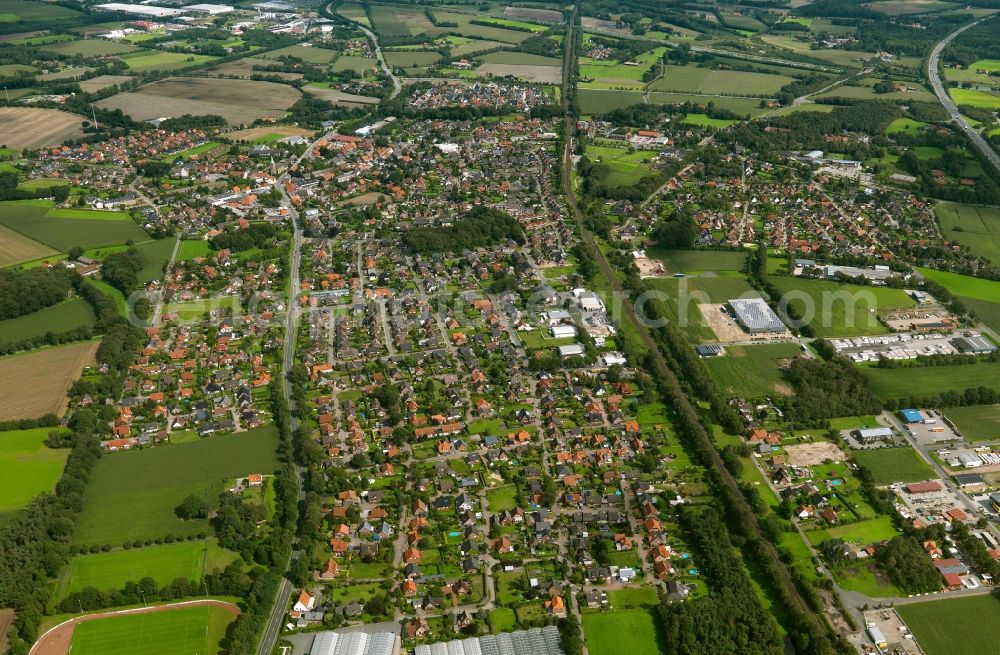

{"left": 414, "top": 626, "right": 563, "bottom": 655}
{"left": 727, "top": 298, "right": 787, "bottom": 334}
{"left": 310, "top": 631, "right": 396, "bottom": 655}
{"left": 900, "top": 408, "right": 924, "bottom": 423}
{"left": 954, "top": 473, "right": 985, "bottom": 489}
{"left": 855, "top": 427, "right": 893, "bottom": 443}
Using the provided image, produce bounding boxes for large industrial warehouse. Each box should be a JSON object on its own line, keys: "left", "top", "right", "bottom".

{"left": 413, "top": 626, "right": 563, "bottom": 655}
{"left": 727, "top": 297, "right": 788, "bottom": 334}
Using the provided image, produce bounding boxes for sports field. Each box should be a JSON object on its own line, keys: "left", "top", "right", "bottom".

{"left": 57, "top": 539, "right": 237, "bottom": 599}
{"left": 704, "top": 342, "right": 801, "bottom": 397}
{"left": 649, "top": 64, "right": 794, "bottom": 95}
{"left": 0, "top": 200, "right": 148, "bottom": 251}
{"left": 935, "top": 203, "right": 1000, "bottom": 266}
{"left": 69, "top": 604, "right": 236, "bottom": 655}
{"left": 898, "top": 594, "right": 1000, "bottom": 655}
{"left": 0, "top": 427, "right": 69, "bottom": 512}
{"left": 852, "top": 447, "right": 935, "bottom": 485}
{"left": 73, "top": 427, "right": 280, "bottom": 547}
{"left": 769, "top": 277, "right": 913, "bottom": 337}
{"left": 0, "top": 297, "right": 95, "bottom": 345}
{"left": 862, "top": 361, "right": 1000, "bottom": 402}
{"left": 0, "top": 340, "right": 98, "bottom": 421}
{"left": 582, "top": 609, "right": 663, "bottom": 655}
{"left": 944, "top": 405, "right": 1000, "bottom": 442}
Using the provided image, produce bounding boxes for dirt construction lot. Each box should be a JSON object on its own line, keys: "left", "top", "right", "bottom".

{"left": 785, "top": 442, "right": 848, "bottom": 466}
{"left": 28, "top": 600, "right": 239, "bottom": 655}
{"left": 0, "top": 107, "right": 84, "bottom": 150}
{"left": 0, "top": 340, "right": 98, "bottom": 421}
{"left": 96, "top": 76, "right": 301, "bottom": 125}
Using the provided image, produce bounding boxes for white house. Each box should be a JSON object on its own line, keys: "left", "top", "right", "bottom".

{"left": 293, "top": 591, "right": 316, "bottom": 612}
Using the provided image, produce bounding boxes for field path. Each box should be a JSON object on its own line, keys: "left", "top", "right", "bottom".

{"left": 29, "top": 599, "right": 240, "bottom": 655}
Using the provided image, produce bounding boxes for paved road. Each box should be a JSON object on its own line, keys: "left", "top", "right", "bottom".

{"left": 326, "top": 1, "right": 401, "bottom": 100}
{"left": 927, "top": 15, "right": 1000, "bottom": 176}
{"left": 256, "top": 130, "right": 326, "bottom": 655}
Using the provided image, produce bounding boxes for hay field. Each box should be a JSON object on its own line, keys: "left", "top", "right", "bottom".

{"left": 78, "top": 74, "right": 133, "bottom": 93}
{"left": 650, "top": 64, "right": 794, "bottom": 95}
{"left": 0, "top": 107, "right": 84, "bottom": 150}
{"left": 503, "top": 6, "right": 563, "bottom": 22}
{"left": 0, "top": 222, "right": 56, "bottom": 266}
{"left": 260, "top": 44, "right": 339, "bottom": 64}
{"left": 96, "top": 77, "right": 301, "bottom": 125}
{"left": 0, "top": 340, "right": 98, "bottom": 421}
{"left": 206, "top": 57, "right": 303, "bottom": 80}
{"left": 304, "top": 86, "right": 379, "bottom": 105}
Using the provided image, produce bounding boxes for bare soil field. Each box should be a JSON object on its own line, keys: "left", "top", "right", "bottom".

{"left": 581, "top": 16, "right": 629, "bottom": 33}
{"left": 0, "top": 223, "right": 57, "bottom": 266}
{"left": 0, "top": 107, "right": 84, "bottom": 150}
{"left": 29, "top": 600, "right": 239, "bottom": 655}
{"left": 206, "top": 57, "right": 302, "bottom": 80}
{"left": 504, "top": 6, "right": 563, "bottom": 22}
{"left": 223, "top": 125, "right": 314, "bottom": 142}
{"left": 0, "top": 608, "right": 12, "bottom": 654}
{"left": 477, "top": 63, "right": 561, "bottom": 83}
{"left": 96, "top": 77, "right": 301, "bottom": 125}
{"left": 0, "top": 340, "right": 98, "bottom": 421}
{"left": 304, "top": 86, "right": 379, "bottom": 106}
{"left": 785, "top": 442, "right": 847, "bottom": 467}
{"left": 78, "top": 74, "right": 132, "bottom": 93}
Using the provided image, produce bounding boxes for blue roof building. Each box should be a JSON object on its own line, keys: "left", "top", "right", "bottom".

{"left": 900, "top": 409, "right": 923, "bottom": 423}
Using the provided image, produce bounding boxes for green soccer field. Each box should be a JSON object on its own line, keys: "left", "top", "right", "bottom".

{"left": 59, "top": 542, "right": 207, "bottom": 599}
{"left": 69, "top": 605, "right": 235, "bottom": 655}
{"left": 582, "top": 608, "right": 664, "bottom": 655}
{"left": 898, "top": 594, "right": 1000, "bottom": 655}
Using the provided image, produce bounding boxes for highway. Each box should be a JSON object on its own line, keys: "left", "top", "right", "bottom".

{"left": 927, "top": 15, "right": 1000, "bottom": 176}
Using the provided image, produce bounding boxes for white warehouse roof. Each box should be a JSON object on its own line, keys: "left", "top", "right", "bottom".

{"left": 416, "top": 627, "right": 562, "bottom": 655}
{"left": 310, "top": 631, "right": 395, "bottom": 655}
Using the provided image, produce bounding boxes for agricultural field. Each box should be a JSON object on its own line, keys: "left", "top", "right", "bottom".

{"left": 886, "top": 117, "right": 927, "bottom": 136}
{"left": 329, "top": 55, "right": 378, "bottom": 73}
{"left": 703, "top": 343, "right": 801, "bottom": 397}
{"left": 852, "top": 447, "right": 935, "bottom": 485}
{"left": 0, "top": 107, "right": 84, "bottom": 150}
{"left": 578, "top": 88, "right": 643, "bottom": 114}
{"left": 42, "top": 38, "right": 136, "bottom": 57}
{"left": 0, "top": 340, "right": 98, "bottom": 421}
{"left": 78, "top": 74, "right": 133, "bottom": 94}
{"left": 69, "top": 604, "right": 237, "bottom": 655}
{"left": 898, "top": 594, "right": 1000, "bottom": 655}
{"left": 72, "top": 427, "right": 280, "bottom": 547}
{"left": 868, "top": 0, "right": 957, "bottom": 14}
{"left": 384, "top": 50, "right": 442, "bottom": 67}
{"left": 369, "top": 4, "right": 437, "bottom": 36}
{"left": 817, "top": 79, "right": 936, "bottom": 103}
{"left": 0, "top": 222, "right": 56, "bottom": 266}
{"left": 0, "top": 427, "right": 70, "bottom": 513}
{"left": 805, "top": 515, "right": 900, "bottom": 547}
{"left": 121, "top": 51, "right": 217, "bottom": 72}
{"left": 682, "top": 113, "right": 738, "bottom": 128}
{"left": 949, "top": 87, "right": 1000, "bottom": 109}
{"left": 0, "top": 297, "right": 95, "bottom": 345}
{"left": 761, "top": 34, "right": 875, "bottom": 67}
{"left": 579, "top": 47, "right": 665, "bottom": 88}
{"left": 943, "top": 405, "right": 1000, "bottom": 442}
{"left": 769, "top": 276, "right": 914, "bottom": 337}
{"left": 304, "top": 86, "right": 380, "bottom": 106}
{"left": 935, "top": 203, "right": 1000, "bottom": 266}
{"left": 206, "top": 57, "right": 302, "bottom": 80}
{"left": 56, "top": 540, "right": 236, "bottom": 599}
{"left": 582, "top": 609, "right": 663, "bottom": 655}
{"left": 649, "top": 64, "right": 794, "bottom": 95}
{"left": 97, "top": 77, "right": 301, "bottom": 125}
{"left": 651, "top": 248, "right": 748, "bottom": 274}
{"left": 648, "top": 92, "right": 768, "bottom": 117}
{"left": 945, "top": 59, "right": 1000, "bottom": 86}
{"left": 0, "top": 0, "right": 81, "bottom": 21}
{"left": 916, "top": 267, "right": 1000, "bottom": 303}
{"left": 133, "top": 238, "right": 176, "bottom": 284}
{"left": 0, "top": 200, "right": 148, "bottom": 251}
{"left": 862, "top": 360, "right": 1000, "bottom": 402}
{"left": 259, "top": 44, "right": 339, "bottom": 64}
{"left": 434, "top": 11, "right": 536, "bottom": 43}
